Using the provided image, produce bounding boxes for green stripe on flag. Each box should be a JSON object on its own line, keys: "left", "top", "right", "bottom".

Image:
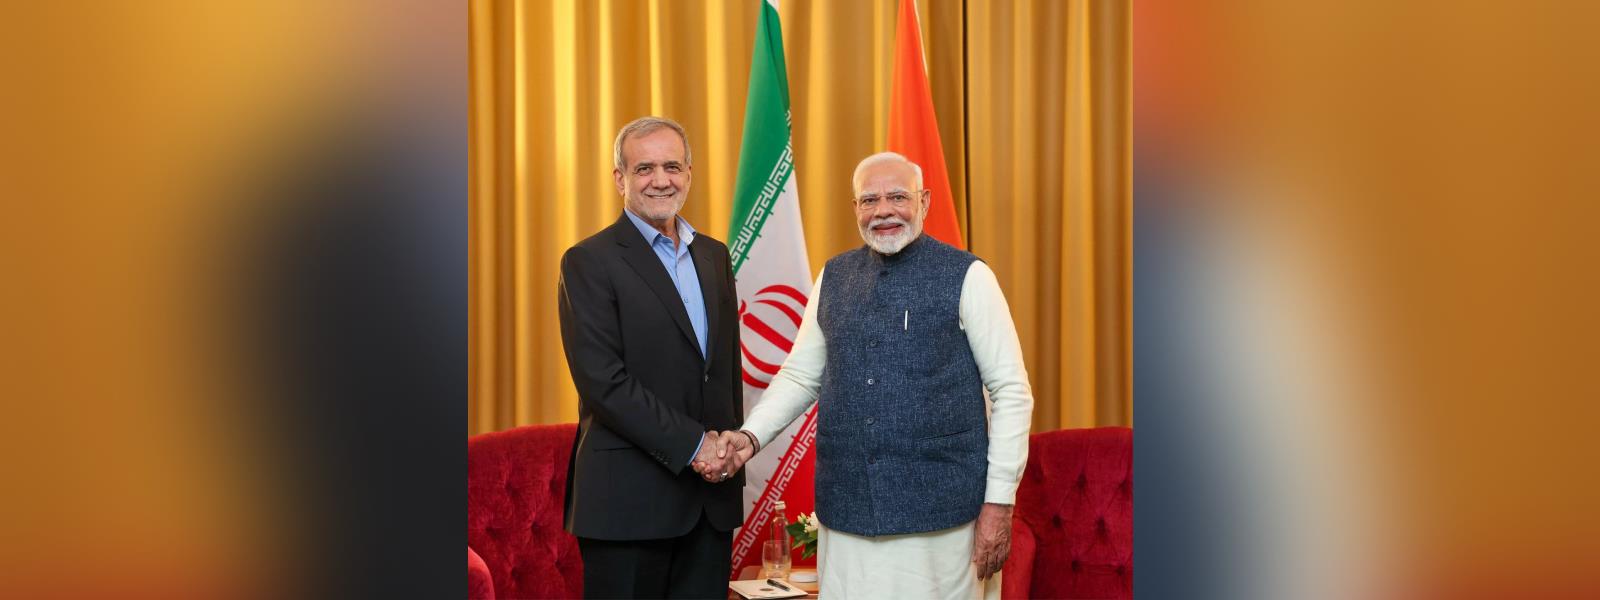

{"left": 728, "top": 1, "right": 796, "bottom": 274}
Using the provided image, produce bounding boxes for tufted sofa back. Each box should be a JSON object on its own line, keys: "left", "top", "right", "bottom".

{"left": 1007, "top": 426, "right": 1133, "bottom": 599}
{"left": 468, "top": 423, "right": 584, "bottom": 599}
{"left": 467, "top": 423, "right": 1129, "bottom": 599}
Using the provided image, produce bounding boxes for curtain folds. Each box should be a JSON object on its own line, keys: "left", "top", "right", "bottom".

{"left": 470, "top": 0, "right": 1129, "bottom": 435}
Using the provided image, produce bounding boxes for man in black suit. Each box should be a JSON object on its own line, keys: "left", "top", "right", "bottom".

{"left": 558, "top": 116, "right": 744, "bottom": 599}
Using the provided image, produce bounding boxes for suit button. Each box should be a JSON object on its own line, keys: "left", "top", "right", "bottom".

{"left": 867, "top": 456, "right": 876, "bottom": 464}
{"left": 879, "top": 270, "right": 888, "bottom": 277}
{"left": 866, "top": 378, "right": 875, "bottom": 385}
{"left": 865, "top": 417, "right": 875, "bottom": 425}
{"left": 868, "top": 340, "right": 879, "bottom": 348}
{"left": 703, "top": 374, "right": 709, "bottom": 383}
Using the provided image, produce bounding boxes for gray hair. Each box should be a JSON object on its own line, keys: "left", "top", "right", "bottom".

{"left": 613, "top": 116, "right": 693, "bottom": 171}
{"left": 852, "top": 151, "right": 923, "bottom": 193}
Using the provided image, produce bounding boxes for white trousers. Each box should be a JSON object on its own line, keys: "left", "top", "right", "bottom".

{"left": 815, "top": 520, "right": 1002, "bottom": 600}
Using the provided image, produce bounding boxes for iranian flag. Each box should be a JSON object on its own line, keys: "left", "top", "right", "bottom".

{"left": 726, "top": 0, "right": 817, "bottom": 576}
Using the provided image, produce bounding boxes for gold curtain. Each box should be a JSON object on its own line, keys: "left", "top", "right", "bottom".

{"left": 469, "top": 0, "right": 1130, "bottom": 435}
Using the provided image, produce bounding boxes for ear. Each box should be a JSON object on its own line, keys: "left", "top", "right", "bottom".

{"left": 921, "top": 188, "right": 932, "bottom": 212}
{"left": 613, "top": 168, "right": 625, "bottom": 197}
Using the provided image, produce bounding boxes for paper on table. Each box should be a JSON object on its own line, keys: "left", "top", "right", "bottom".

{"left": 728, "top": 578, "right": 807, "bottom": 599}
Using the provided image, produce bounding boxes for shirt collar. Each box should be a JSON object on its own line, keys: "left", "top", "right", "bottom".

{"left": 623, "top": 208, "right": 696, "bottom": 248}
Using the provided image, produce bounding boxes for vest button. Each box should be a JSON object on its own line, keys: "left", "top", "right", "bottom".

{"left": 865, "top": 417, "right": 875, "bottom": 425}
{"left": 868, "top": 340, "right": 878, "bottom": 348}
{"left": 867, "top": 456, "right": 876, "bottom": 464}
{"left": 703, "top": 374, "right": 709, "bottom": 383}
{"left": 878, "top": 270, "right": 888, "bottom": 277}
{"left": 866, "top": 378, "right": 875, "bottom": 385}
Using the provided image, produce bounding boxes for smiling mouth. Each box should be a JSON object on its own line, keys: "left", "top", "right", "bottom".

{"left": 871, "top": 223, "right": 904, "bottom": 234}
{"left": 644, "top": 191, "right": 675, "bottom": 199}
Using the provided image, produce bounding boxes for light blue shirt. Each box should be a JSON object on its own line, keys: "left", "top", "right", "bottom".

{"left": 622, "top": 209, "right": 709, "bottom": 358}
{"left": 622, "top": 209, "right": 712, "bottom": 467}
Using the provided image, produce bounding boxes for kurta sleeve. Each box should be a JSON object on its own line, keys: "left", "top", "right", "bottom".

{"left": 742, "top": 268, "right": 829, "bottom": 449}
{"left": 960, "top": 261, "right": 1035, "bottom": 505}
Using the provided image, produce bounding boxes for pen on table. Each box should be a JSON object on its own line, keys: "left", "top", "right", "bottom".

{"left": 767, "top": 578, "right": 793, "bottom": 591}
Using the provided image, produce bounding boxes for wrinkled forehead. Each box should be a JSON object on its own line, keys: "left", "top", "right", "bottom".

{"left": 854, "top": 163, "right": 917, "bottom": 195}
{"left": 622, "top": 128, "right": 688, "bottom": 166}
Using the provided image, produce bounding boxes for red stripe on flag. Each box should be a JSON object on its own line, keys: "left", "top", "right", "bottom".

{"left": 729, "top": 405, "right": 820, "bottom": 577}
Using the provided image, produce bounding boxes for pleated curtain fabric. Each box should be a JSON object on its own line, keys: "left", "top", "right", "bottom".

{"left": 469, "top": 0, "right": 1130, "bottom": 435}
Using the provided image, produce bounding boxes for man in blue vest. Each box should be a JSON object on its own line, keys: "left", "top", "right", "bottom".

{"left": 699, "top": 152, "right": 1035, "bottom": 598}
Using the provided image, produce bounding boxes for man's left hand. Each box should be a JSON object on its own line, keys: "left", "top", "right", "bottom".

{"left": 972, "top": 502, "right": 1013, "bottom": 581}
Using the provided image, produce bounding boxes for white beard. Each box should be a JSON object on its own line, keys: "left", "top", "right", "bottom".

{"left": 860, "top": 217, "right": 921, "bottom": 255}
{"left": 629, "top": 193, "right": 685, "bottom": 223}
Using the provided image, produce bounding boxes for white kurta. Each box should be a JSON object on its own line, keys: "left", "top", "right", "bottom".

{"left": 743, "top": 260, "right": 1034, "bottom": 599}
{"left": 817, "top": 520, "right": 1003, "bottom": 600}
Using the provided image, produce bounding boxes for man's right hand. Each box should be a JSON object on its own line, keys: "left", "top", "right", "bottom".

{"left": 691, "top": 431, "right": 728, "bottom": 479}
{"left": 694, "top": 430, "right": 757, "bottom": 483}
{"left": 725, "top": 430, "right": 758, "bottom": 464}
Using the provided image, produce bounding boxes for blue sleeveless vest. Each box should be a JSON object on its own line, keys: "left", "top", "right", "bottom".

{"left": 813, "top": 235, "right": 987, "bottom": 536}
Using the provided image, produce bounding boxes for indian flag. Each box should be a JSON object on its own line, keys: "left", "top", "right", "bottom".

{"left": 889, "top": 0, "right": 965, "bottom": 248}
{"left": 726, "top": 0, "right": 818, "bottom": 576}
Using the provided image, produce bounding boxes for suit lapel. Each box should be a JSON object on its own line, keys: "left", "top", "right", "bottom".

{"left": 610, "top": 217, "right": 699, "bottom": 352}
{"left": 690, "top": 238, "right": 720, "bottom": 373}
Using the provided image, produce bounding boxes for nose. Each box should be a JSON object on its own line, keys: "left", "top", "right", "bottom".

{"left": 873, "top": 198, "right": 897, "bottom": 220}
{"left": 649, "top": 168, "right": 672, "bottom": 189}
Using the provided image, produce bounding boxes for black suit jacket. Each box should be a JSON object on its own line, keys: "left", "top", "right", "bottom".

{"left": 558, "top": 214, "right": 744, "bottom": 540}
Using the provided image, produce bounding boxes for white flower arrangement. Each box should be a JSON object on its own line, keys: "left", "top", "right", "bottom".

{"left": 784, "top": 511, "right": 821, "bottom": 558}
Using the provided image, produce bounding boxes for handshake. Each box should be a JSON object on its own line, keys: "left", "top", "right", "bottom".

{"left": 691, "top": 429, "right": 760, "bottom": 483}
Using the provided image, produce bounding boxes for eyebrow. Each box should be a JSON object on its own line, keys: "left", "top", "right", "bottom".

{"left": 633, "top": 160, "right": 684, "bottom": 168}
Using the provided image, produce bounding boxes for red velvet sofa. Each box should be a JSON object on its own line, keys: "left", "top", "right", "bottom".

{"left": 1002, "top": 426, "right": 1133, "bottom": 599}
{"left": 468, "top": 424, "right": 1131, "bottom": 599}
{"left": 468, "top": 423, "right": 584, "bottom": 600}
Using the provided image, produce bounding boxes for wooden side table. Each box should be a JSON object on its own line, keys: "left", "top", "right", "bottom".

{"left": 729, "top": 565, "right": 819, "bottom": 599}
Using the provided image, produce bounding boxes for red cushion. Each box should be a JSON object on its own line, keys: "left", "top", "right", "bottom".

{"left": 468, "top": 423, "right": 583, "bottom": 599}
{"left": 468, "top": 546, "right": 495, "bottom": 599}
{"left": 1012, "top": 427, "right": 1133, "bottom": 599}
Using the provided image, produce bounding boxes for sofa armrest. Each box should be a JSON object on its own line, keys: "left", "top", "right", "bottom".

{"left": 468, "top": 545, "right": 495, "bottom": 600}
{"left": 1000, "top": 515, "right": 1036, "bottom": 600}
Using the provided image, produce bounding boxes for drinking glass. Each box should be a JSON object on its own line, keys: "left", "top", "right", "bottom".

{"left": 761, "top": 540, "right": 791, "bottom": 579}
